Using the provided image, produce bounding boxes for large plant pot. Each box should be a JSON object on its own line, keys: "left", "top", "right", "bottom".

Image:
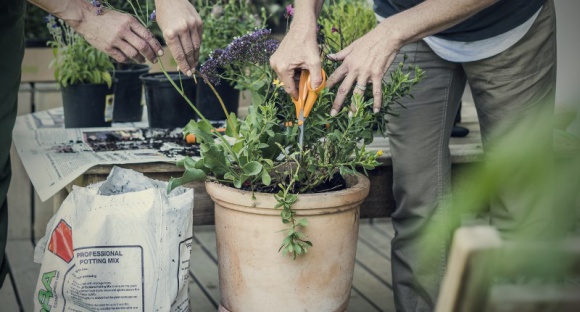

{"left": 140, "top": 72, "right": 197, "bottom": 128}
{"left": 196, "top": 71, "right": 240, "bottom": 120}
{"left": 111, "top": 63, "right": 150, "bottom": 122}
{"left": 206, "top": 173, "right": 370, "bottom": 312}
{"left": 61, "top": 83, "right": 115, "bottom": 128}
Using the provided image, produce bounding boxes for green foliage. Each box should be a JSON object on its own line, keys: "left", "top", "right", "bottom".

{"left": 46, "top": 16, "right": 114, "bottom": 88}
{"left": 319, "top": 0, "right": 376, "bottom": 51}
{"left": 160, "top": 0, "right": 424, "bottom": 258}
{"left": 197, "top": 0, "right": 266, "bottom": 63}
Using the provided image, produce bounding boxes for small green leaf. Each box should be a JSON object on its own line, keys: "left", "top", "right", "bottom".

{"left": 167, "top": 167, "right": 207, "bottom": 192}
{"left": 261, "top": 171, "right": 271, "bottom": 186}
{"left": 242, "top": 161, "right": 262, "bottom": 176}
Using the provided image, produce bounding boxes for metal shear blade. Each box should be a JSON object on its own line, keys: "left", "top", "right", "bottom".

{"left": 291, "top": 69, "right": 327, "bottom": 149}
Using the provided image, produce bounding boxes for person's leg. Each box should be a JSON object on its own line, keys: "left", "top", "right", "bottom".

{"left": 0, "top": 0, "right": 25, "bottom": 288}
{"left": 385, "top": 41, "right": 466, "bottom": 311}
{"left": 451, "top": 102, "right": 470, "bottom": 138}
{"left": 464, "top": 0, "right": 559, "bottom": 240}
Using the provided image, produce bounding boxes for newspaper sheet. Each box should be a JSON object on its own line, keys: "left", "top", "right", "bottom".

{"left": 13, "top": 107, "right": 202, "bottom": 202}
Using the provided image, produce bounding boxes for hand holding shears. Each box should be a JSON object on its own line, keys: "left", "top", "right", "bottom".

{"left": 292, "top": 69, "right": 327, "bottom": 148}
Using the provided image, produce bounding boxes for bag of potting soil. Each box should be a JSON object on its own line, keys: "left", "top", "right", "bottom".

{"left": 33, "top": 166, "right": 194, "bottom": 312}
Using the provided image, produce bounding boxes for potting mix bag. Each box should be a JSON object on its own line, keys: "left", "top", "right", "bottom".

{"left": 33, "top": 166, "right": 194, "bottom": 311}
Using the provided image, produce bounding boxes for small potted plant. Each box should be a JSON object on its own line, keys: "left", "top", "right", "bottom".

{"left": 100, "top": 0, "right": 198, "bottom": 129}
{"left": 168, "top": 16, "right": 423, "bottom": 309}
{"left": 195, "top": 0, "right": 266, "bottom": 120}
{"left": 46, "top": 15, "right": 115, "bottom": 128}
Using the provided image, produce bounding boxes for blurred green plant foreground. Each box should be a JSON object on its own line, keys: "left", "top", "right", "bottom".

{"left": 422, "top": 103, "right": 580, "bottom": 305}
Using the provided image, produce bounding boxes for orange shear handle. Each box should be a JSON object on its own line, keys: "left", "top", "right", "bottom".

{"left": 291, "top": 69, "right": 327, "bottom": 120}
{"left": 303, "top": 69, "right": 327, "bottom": 118}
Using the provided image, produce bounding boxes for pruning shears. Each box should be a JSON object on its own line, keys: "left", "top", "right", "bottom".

{"left": 292, "top": 69, "right": 327, "bottom": 149}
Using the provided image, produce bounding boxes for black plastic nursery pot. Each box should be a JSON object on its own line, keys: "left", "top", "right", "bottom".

{"left": 140, "top": 72, "right": 197, "bottom": 128}
{"left": 61, "top": 83, "right": 115, "bottom": 128}
{"left": 196, "top": 69, "right": 240, "bottom": 121}
{"left": 111, "top": 63, "right": 150, "bottom": 122}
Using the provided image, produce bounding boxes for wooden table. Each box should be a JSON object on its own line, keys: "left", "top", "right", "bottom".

{"left": 67, "top": 137, "right": 485, "bottom": 225}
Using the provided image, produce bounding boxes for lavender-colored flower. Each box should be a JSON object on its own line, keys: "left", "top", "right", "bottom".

{"left": 150, "top": 10, "right": 156, "bottom": 22}
{"left": 45, "top": 14, "right": 62, "bottom": 40}
{"left": 285, "top": 4, "right": 294, "bottom": 18}
{"left": 200, "top": 29, "right": 280, "bottom": 86}
{"left": 91, "top": 0, "right": 103, "bottom": 15}
{"left": 331, "top": 27, "right": 340, "bottom": 33}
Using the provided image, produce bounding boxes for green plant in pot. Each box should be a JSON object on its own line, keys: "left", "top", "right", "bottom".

{"left": 168, "top": 22, "right": 423, "bottom": 310}
{"left": 195, "top": 0, "right": 267, "bottom": 120}
{"left": 46, "top": 15, "right": 116, "bottom": 128}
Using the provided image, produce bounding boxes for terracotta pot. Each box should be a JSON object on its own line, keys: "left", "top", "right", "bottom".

{"left": 205, "top": 173, "right": 370, "bottom": 312}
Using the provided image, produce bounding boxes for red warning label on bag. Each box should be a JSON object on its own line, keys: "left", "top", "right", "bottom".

{"left": 48, "top": 220, "right": 74, "bottom": 263}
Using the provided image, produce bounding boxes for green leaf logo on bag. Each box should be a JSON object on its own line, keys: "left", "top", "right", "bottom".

{"left": 38, "top": 270, "right": 56, "bottom": 312}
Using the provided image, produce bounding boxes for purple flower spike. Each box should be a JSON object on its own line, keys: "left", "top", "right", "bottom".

{"left": 285, "top": 4, "right": 294, "bottom": 17}
{"left": 200, "top": 29, "right": 280, "bottom": 86}
{"left": 331, "top": 27, "right": 339, "bottom": 33}
{"left": 150, "top": 10, "right": 156, "bottom": 22}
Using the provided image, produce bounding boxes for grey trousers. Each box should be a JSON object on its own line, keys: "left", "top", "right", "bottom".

{"left": 384, "top": 1, "right": 557, "bottom": 311}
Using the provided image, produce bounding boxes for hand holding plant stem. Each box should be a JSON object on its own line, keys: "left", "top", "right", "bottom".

{"left": 154, "top": 0, "right": 203, "bottom": 76}
{"left": 33, "top": 0, "right": 163, "bottom": 64}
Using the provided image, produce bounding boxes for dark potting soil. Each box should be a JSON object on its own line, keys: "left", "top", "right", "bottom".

{"left": 83, "top": 128, "right": 201, "bottom": 158}
{"left": 55, "top": 122, "right": 223, "bottom": 158}
{"left": 239, "top": 173, "right": 347, "bottom": 195}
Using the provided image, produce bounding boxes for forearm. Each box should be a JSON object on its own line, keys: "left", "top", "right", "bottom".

{"left": 377, "top": 0, "right": 498, "bottom": 47}
{"left": 27, "top": 0, "right": 92, "bottom": 27}
{"left": 290, "top": 0, "right": 325, "bottom": 32}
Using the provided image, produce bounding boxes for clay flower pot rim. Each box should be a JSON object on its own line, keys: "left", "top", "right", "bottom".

{"left": 205, "top": 173, "right": 370, "bottom": 214}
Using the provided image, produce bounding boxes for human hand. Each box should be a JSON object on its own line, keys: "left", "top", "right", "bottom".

{"left": 72, "top": 8, "right": 163, "bottom": 64}
{"left": 155, "top": 0, "right": 203, "bottom": 76}
{"left": 326, "top": 27, "right": 401, "bottom": 116}
{"left": 269, "top": 25, "right": 323, "bottom": 100}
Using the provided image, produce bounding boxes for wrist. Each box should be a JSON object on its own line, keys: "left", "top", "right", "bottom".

{"left": 377, "top": 19, "right": 407, "bottom": 50}
{"left": 53, "top": 0, "right": 92, "bottom": 29}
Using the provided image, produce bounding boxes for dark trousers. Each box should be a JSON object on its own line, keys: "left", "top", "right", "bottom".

{"left": 0, "top": 0, "right": 25, "bottom": 288}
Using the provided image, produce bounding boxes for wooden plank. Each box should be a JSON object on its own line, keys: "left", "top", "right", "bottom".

{"left": 346, "top": 288, "right": 382, "bottom": 312}
{"left": 487, "top": 285, "right": 580, "bottom": 312}
{"left": 355, "top": 231, "right": 393, "bottom": 288}
{"left": 358, "top": 223, "right": 393, "bottom": 260}
{"left": 351, "top": 262, "right": 396, "bottom": 312}
{"left": 435, "top": 226, "right": 501, "bottom": 312}
{"left": 189, "top": 240, "right": 221, "bottom": 305}
{"left": 0, "top": 271, "right": 20, "bottom": 312}
{"left": 21, "top": 48, "right": 54, "bottom": 83}
{"left": 5, "top": 239, "right": 40, "bottom": 312}
{"left": 189, "top": 276, "right": 218, "bottom": 311}
{"left": 7, "top": 147, "right": 31, "bottom": 240}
